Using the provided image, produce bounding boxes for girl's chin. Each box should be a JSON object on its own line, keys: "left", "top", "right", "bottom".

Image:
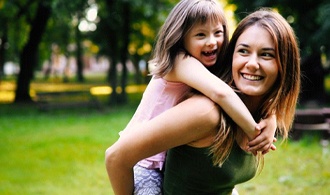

{"left": 202, "top": 62, "right": 216, "bottom": 67}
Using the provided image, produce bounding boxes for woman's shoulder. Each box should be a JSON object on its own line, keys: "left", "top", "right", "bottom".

{"left": 184, "top": 95, "right": 221, "bottom": 123}
{"left": 187, "top": 95, "right": 216, "bottom": 106}
{"left": 179, "top": 95, "right": 220, "bottom": 147}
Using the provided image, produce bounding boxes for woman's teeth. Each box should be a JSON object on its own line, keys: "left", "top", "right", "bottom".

{"left": 242, "top": 74, "right": 262, "bottom": 81}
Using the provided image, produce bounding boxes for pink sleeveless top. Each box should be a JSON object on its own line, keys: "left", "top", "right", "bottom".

{"left": 123, "top": 76, "right": 191, "bottom": 170}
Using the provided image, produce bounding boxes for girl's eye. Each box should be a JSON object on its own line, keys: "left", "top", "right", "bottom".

{"left": 196, "top": 33, "right": 205, "bottom": 37}
{"left": 215, "top": 30, "right": 223, "bottom": 36}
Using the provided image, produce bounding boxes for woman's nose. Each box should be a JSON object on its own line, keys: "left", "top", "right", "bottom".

{"left": 245, "top": 54, "right": 259, "bottom": 70}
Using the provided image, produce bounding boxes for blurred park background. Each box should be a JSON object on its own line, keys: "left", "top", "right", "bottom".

{"left": 0, "top": 0, "right": 330, "bottom": 194}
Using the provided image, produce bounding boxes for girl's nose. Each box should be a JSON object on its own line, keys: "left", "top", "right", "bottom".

{"left": 206, "top": 35, "right": 216, "bottom": 47}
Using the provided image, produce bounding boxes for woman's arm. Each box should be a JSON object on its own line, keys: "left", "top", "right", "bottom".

{"left": 165, "top": 54, "right": 258, "bottom": 139}
{"left": 105, "top": 95, "right": 220, "bottom": 195}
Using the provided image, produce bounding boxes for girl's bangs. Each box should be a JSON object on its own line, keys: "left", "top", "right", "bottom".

{"left": 191, "top": 2, "right": 225, "bottom": 25}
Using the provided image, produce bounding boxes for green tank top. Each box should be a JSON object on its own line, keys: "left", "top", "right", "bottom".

{"left": 163, "top": 141, "right": 257, "bottom": 195}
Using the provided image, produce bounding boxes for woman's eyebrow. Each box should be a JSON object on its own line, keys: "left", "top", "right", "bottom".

{"left": 262, "top": 47, "right": 275, "bottom": 51}
{"left": 235, "top": 43, "right": 249, "bottom": 48}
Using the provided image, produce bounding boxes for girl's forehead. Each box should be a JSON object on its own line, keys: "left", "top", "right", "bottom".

{"left": 191, "top": 19, "right": 223, "bottom": 28}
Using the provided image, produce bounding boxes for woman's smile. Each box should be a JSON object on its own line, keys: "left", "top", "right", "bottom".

{"left": 241, "top": 73, "right": 263, "bottom": 81}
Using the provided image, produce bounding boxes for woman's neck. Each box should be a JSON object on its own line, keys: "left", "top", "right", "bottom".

{"left": 239, "top": 94, "right": 263, "bottom": 115}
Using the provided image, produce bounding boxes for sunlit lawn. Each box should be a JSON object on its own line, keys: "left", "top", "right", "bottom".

{"left": 237, "top": 137, "right": 330, "bottom": 195}
{"left": 0, "top": 74, "right": 329, "bottom": 194}
{"left": 0, "top": 102, "right": 329, "bottom": 195}
{"left": 0, "top": 103, "right": 137, "bottom": 195}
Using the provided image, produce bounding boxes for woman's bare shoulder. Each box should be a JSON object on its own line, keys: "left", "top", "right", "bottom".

{"left": 186, "top": 95, "right": 216, "bottom": 106}
{"left": 182, "top": 95, "right": 221, "bottom": 124}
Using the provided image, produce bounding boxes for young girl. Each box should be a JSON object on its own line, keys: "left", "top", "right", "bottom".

{"left": 116, "top": 0, "right": 276, "bottom": 194}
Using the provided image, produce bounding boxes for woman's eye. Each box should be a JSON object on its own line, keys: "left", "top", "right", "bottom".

{"left": 238, "top": 49, "right": 248, "bottom": 54}
{"left": 262, "top": 52, "right": 275, "bottom": 58}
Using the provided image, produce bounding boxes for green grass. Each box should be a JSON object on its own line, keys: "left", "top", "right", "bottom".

{"left": 237, "top": 137, "right": 330, "bottom": 195}
{"left": 0, "top": 103, "right": 137, "bottom": 195}
{"left": 0, "top": 91, "right": 330, "bottom": 194}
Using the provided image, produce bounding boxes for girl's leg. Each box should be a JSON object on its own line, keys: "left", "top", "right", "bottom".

{"left": 133, "top": 164, "right": 163, "bottom": 195}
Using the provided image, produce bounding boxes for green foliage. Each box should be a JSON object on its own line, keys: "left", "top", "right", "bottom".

{"left": 0, "top": 0, "right": 38, "bottom": 62}
{"left": 93, "top": 0, "right": 176, "bottom": 59}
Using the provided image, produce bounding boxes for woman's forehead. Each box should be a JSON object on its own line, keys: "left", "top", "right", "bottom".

{"left": 236, "top": 25, "right": 274, "bottom": 48}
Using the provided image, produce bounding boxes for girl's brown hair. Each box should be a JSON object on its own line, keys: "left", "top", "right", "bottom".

{"left": 149, "top": 0, "right": 228, "bottom": 77}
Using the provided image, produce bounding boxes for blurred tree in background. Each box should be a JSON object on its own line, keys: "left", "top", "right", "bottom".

{"left": 93, "top": 0, "right": 175, "bottom": 104}
{"left": 0, "top": 0, "right": 175, "bottom": 104}
{"left": 0, "top": 0, "right": 329, "bottom": 105}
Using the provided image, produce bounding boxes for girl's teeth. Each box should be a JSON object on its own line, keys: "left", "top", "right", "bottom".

{"left": 204, "top": 51, "right": 216, "bottom": 56}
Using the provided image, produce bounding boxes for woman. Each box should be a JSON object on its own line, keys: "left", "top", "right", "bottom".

{"left": 120, "top": 0, "right": 274, "bottom": 193}
{"left": 106, "top": 8, "right": 300, "bottom": 194}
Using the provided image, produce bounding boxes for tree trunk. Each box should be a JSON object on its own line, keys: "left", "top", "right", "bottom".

{"left": 14, "top": 2, "right": 51, "bottom": 103}
{"left": 131, "top": 54, "right": 142, "bottom": 85}
{"left": 75, "top": 21, "right": 84, "bottom": 82}
{"left": 0, "top": 20, "right": 7, "bottom": 78}
{"left": 119, "top": 2, "right": 131, "bottom": 103}
{"left": 108, "top": 57, "right": 118, "bottom": 104}
{"left": 105, "top": 0, "right": 120, "bottom": 105}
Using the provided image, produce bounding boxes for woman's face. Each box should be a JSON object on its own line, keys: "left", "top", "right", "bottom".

{"left": 232, "top": 25, "right": 278, "bottom": 98}
{"left": 183, "top": 20, "right": 224, "bottom": 67}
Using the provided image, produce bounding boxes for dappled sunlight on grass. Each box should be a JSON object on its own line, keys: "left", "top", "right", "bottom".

{"left": 90, "top": 86, "right": 112, "bottom": 95}
{"left": 0, "top": 81, "right": 16, "bottom": 90}
{"left": 0, "top": 80, "right": 147, "bottom": 103}
{"left": 0, "top": 91, "right": 15, "bottom": 103}
{"left": 89, "top": 85, "right": 146, "bottom": 95}
{"left": 126, "top": 85, "right": 147, "bottom": 93}
{"left": 0, "top": 81, "right": 16, "bottom": 103}
{"left": 325, "top": 75, "right": 330, "bottom": 94}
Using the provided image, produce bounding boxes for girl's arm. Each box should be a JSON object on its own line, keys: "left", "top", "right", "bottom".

{"left": 105, "top": 95, "right": 220, "bottom": 195}
{"left": 248, "top": 114, "right": 277, "bottom": 154}
{"left": 165, "top": 54, "right": 258, "bottom": 140}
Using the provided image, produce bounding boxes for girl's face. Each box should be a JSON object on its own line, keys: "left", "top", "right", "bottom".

{"left": 183, "top": 20, "right": 224, "bottom": 67}
{"left": 232, "top": 25, "right": 278, "bottom": 98}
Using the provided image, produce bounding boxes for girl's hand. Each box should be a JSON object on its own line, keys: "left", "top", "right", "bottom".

{"left": 247, "top": 115, "right": 277, "bottom": 155}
